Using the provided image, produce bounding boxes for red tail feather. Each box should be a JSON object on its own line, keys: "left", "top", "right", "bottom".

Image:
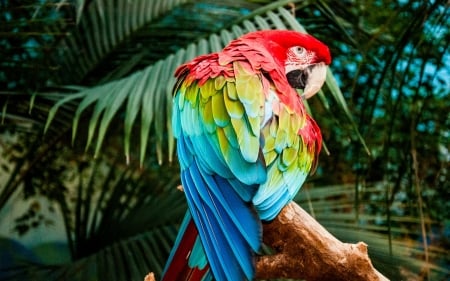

{"left": 161, "top": 220, "right": 209, "bottom": 281}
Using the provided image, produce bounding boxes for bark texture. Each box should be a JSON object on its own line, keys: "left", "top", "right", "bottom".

{"left": 256, "top": 201, "right": 389, "bottom": 281}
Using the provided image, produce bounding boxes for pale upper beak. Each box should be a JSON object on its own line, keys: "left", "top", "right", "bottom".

{"left": 302, "top": 62, "right": 327, "bottom": 99}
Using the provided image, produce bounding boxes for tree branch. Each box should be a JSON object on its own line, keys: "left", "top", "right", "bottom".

{"left": 256, "top": 201, "right": 389, "bottom": 281}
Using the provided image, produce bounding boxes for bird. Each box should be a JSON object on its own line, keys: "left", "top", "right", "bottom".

{"left": 161, "top": 29, "right": 331, "bottom": 281}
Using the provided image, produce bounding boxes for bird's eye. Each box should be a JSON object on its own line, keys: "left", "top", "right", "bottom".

{"left": 293, "top": 46, "right": 305, "bottom": 56}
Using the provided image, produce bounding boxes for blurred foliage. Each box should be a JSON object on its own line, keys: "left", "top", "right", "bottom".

{"left": 0, "top": 0, "right": 449, "bottom": 280}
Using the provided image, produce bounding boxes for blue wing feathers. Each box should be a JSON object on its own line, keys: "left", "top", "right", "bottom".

{"left": 183, "top": 160, "right": 259, "bottom": 280}
{"left": 212, "top": 175, "right": 261, "bottom": 251}
{"left": 176, "top": 135, "right": 194, "bottom": 169}
{"left": 190, "top": 135, "right": 233, "bottom": 178}
{"left": 223, "top": 147, "right": 267, "bottom": 185}
{"left": 182, "top": 171, "right": 244, "bottom": 280}
{"left": 227, "top": 177, "right": 257, "bottom": 202}
{"left": 181, "top": 173, "right": 227, "bottom": 281}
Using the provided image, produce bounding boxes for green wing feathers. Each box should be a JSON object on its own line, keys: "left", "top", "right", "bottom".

{"left": 178, "top": 61, "right": 267, "bottom": 186}
{"left": 255, "top": 97, "right": 318, "bottom": 220}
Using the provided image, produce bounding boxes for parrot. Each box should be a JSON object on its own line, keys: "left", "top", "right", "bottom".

{"left": 161, "top": 29, "right": 331, "bottom": 281}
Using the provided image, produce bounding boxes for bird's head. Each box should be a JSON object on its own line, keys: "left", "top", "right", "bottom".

{"left": 242, "top": 30, "right": 331, "bottom": 99}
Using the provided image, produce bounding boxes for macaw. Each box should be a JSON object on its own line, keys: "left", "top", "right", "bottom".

{"left": 162, "top": 29, "right": 331, "bottom": 281}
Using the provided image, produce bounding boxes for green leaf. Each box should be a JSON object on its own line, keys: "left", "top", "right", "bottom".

{"left": 94, "top": 74, "right": 137, "bottom": 158}
{"left": 140, "top": 60, "right": 164, "bottom": 166}
{"left": 124, "top": 70, "right": 147, "bottom": 164}
{"left": 325, "top": 68, "right": 371, "bottom": 155}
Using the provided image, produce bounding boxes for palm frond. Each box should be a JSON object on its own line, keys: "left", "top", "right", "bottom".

{"left": 52, "top": 0, "right": 191, "bottom": 84}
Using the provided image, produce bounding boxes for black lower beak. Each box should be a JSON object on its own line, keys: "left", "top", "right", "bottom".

{"left": 286, "top": 69, "right": 308, "bottom": 89}
{"left": 286, "top": 64, "right": 318, "bottom": 89}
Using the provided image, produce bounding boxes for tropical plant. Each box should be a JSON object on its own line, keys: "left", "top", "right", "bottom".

{"left": 0, "top": 0, "right": 448, "bottom": 280}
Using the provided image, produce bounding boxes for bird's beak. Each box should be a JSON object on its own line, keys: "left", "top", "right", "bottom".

{"left": 286, "top": 62, "right": 327, "bottom": 99}
{"left": 302, "top": 62, "right": 327, "bottom": 99}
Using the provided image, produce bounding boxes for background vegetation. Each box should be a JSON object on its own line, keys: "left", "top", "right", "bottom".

{"left": 0, "top": 0, "right": 448, "bottom": 280}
